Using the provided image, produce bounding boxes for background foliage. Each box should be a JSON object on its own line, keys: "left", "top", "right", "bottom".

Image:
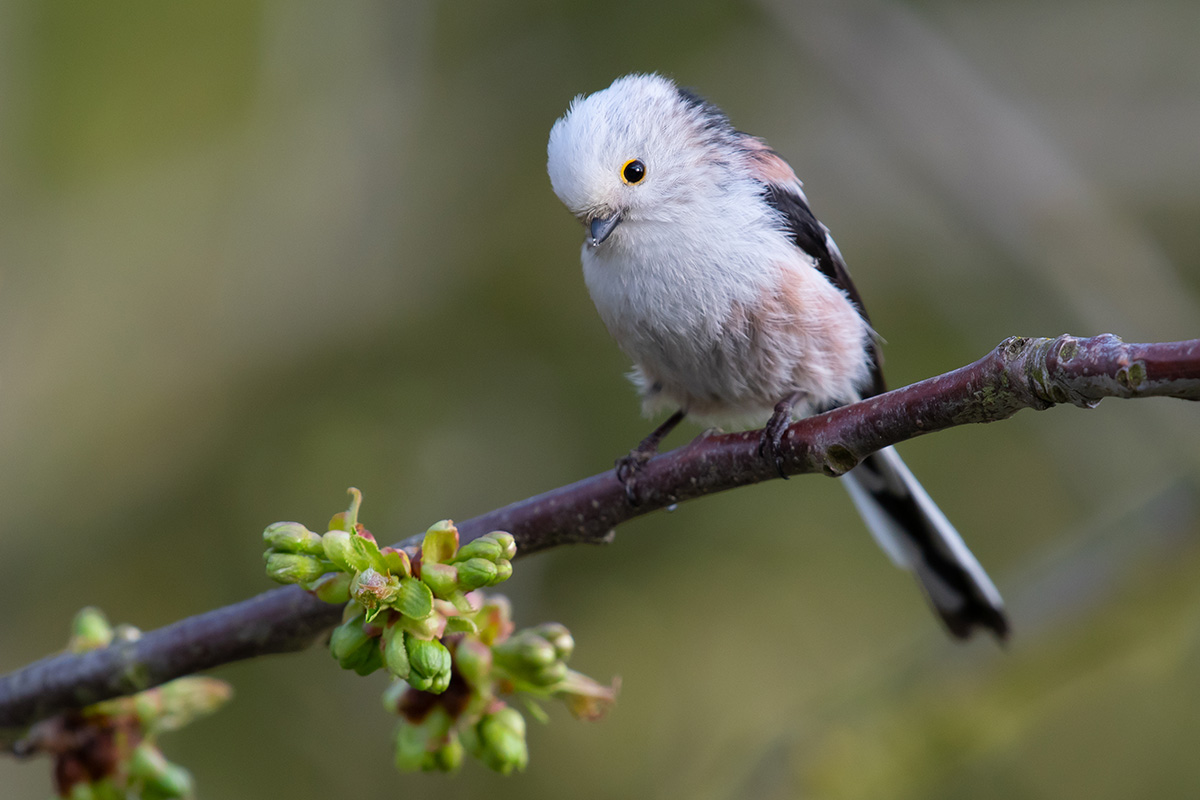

{"left": 3, "top": 0, "right": 1200, "bottom": 797}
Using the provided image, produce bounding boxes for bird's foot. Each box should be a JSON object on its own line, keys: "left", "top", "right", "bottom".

{"left": 758, "top": 396, "right": 800, "bottom": 479}
{"left": 615, "top": 446, "right": 656, "bottom": 504}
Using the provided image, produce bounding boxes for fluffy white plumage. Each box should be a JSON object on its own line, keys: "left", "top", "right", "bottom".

{"left": 547, "top": 73, "right": 1008, "bottom": 640}
{"left": 549, "top": 74, "right": 872, "bottom": 425}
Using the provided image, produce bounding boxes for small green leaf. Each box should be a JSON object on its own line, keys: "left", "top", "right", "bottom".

{"left": 382, "top": 624, "right": 411, "bottom": 679}
{"left": 395, "top": 577, "right": 434, "bottom": 620}
{"left": 443, "top": 615, "right": 478, "bottom": 635}
{"left": 351, "top": 534, "right": 390, "bottom": 574}
{"left": 422, "top": 519, "right": 459, "bottom": 565}
{"left": 345, "top": 487, "right": 363, "bottom": 528}
{"left": 322, "top": 530, "right": 368, "bottom": 573}
{"left": 381, "top": 547, "right": 412, "bottom": 578}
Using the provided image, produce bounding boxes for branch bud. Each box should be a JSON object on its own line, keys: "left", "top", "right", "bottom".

{"left": 262, "top": 521, "right": 324, "bottom": 555}
{"left": 419, "top": 562, "right": 459, "bottom": 599}
{"left": 483, "top": 531, "right": 517, "bottom": 560}
{"left": 452, "top": 538, "right": 502, "bottom": 563}
{"left": 330, "top": 614, "right": 381, "bottom": 675}
{"left": 404, "top": 633, "right": 452, "bottom": 694}
{"left": 349, "top": 568, "right": 397, "bottom": 610}
{"left": 265, "top": 552, "right": 328, "bottom": 585}
{"left": 473, "top": 707, "right": 528, "bottom": 775}
{"left": 454, "top": 558, "right": 499, "bottom": 592}
{"left": 69, "top": 607, "right": 113, "bottom": 653}
{"left": 421, "top": 519, "right": 459, "bottom": 565}
{"left": 453, "top": 637, "right": 493, "bottom": 690}
{"left": 528, "top": 622, "right": 574, "bottom": 661}
{"left": 380, "top": 546, "right": 412, "bottom": 578}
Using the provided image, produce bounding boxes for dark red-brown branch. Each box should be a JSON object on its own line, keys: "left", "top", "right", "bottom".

{"left": 3, "top": 334, "right": 1198, "bottom": 739}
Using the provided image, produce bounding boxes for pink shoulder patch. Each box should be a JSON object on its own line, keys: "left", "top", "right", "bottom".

{"left": 741, "top": 137, "right": 802, "bottom": 189}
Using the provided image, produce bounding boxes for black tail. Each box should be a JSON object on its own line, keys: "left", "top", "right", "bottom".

{"left": 841, "top": 446, "right": 1009, "bottom": 640}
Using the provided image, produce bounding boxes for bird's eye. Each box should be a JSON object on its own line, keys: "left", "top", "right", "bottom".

{"left": 621, "top": 159, "right": 646, "bottom": 185}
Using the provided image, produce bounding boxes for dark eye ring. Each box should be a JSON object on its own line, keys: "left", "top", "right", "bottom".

{"left": 621, "top": 158, "right": 646, "bottom": 185}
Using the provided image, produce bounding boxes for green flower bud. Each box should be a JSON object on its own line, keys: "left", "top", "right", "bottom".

{"left": 262, "top": 521, "right": 325, "bottom": 555}
{"left": 381, "top": 546, "right": 412, "bottom": 578}
{"left": 66, "top": 781, "right": 96, "bottom": 800}
{"left": 528, "top": 661, "right": 569, "bottom": 687}
{"left": 405, "top": 633, "right": 452, "bottom": 694}
{"left": 453, "top": 538, "right": 502, "bottom": 564}
{"left": 88, "top": 779, "right": 124, "bottom": 800}
{"left": 394, "top": 708, "right": 453, "bottom": 772}
{"left": 330, "top": 615, "right": 378, "bottom": 673}
{"left": 492, "top": 559, "right": 513, "bottom": 584}
{"left": 133, "top": 677, "right": 233, "bottom": 732}
{"left": 382, "top": 624, "right": 410, "bottom": 680}
{"left": 455, "top": 558, "right": 498, "bottom": 592}
{"left": 453, "top": 638, "right": 493, "bottom": 689}
{"left": 420, "top": 562, "right": 459, "bottom": 599}
{"left": 431, "top": 733, "right": 464, "bottom": 772}
{"left": 484, "top": 531, "right": 517, "bottom": 560}
{"left": 265, "top": 552, "right": 329, "bottom": 585}
{"left": 475, "top": 707, "right": 528, "bottom": 775}
{"left": 422, "top": 519, "right": 459, "bottom": 565}
{"left": 530, "top": 622, "right": 574, "bottom": 661}
{"left": 394, "top": 576, "right": 434, "bottom": 620}
{"left": 475, "top": 595, "right": 514, "bottom": 646}
{"left": 393, "top": 722, "right": 429, "bottom": 772}
{"left": 307, "top": 571, "right": 352, "bottom": 604}
{"left": 494, "top": 631, "right": 557, "bottom": 670}
{"left": 355, "top": 642, "right": 384, "bottom": 676}
{"left": 401, "top": 610, "right": 447, "bottom": 641}
{"left": 128, "top": 741, "right": 169, "bottom": 782}
{"left": 321, "top": 529, "right": 368, "bottom": 573}
{"left": 350, "top": 568, "right": 397, "bottom": 610}
{"left": 142, "top": 762, "right": 194, "bottom": 800}
{"left": 69, "top": 607, "right": 113, "bottom": 653}
{"left": 92, "top": 779, "right": 127, "bottom": 800}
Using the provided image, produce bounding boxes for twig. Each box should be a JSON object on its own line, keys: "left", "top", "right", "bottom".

{"left": 3, "top": 334, "right": 1197, "bottom": 738}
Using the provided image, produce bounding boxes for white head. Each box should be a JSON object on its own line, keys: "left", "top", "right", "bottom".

{"left": 547, "top": 73, "right": 743, "bottom": 247}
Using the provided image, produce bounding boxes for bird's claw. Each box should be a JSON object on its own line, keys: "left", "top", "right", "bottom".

{"left": 615, "top": 449, "right": 654, "bottom": 504}
{"left": 758, "top": 422, "right": 789, "bottom": 480}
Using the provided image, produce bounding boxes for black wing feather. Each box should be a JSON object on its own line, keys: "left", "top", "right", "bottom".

{"left": 761, "top": 184, "right": 886, "bottom": 399}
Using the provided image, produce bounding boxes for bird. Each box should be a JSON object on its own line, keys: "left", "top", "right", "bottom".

{"left": 546, "top": 73, "right": 1008, "bottom": 640}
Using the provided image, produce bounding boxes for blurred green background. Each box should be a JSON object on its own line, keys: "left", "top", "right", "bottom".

{"left": 3, "top": 0, "right": 1200, "bottom": 797}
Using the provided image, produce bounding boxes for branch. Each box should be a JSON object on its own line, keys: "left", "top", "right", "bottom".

{"left": 3, "top": 334, "right": 1197, "bottom": 737}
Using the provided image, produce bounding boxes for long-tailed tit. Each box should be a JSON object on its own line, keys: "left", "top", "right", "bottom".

{"left": 547, "top": 73, "right": 1007, "bottom": 640}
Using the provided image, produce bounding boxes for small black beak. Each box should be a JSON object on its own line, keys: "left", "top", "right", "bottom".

{"left": 588, "top": 213, "right": 622, "bottom": 246}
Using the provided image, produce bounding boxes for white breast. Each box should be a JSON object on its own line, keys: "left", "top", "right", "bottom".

{"left": 581, "top": 187, "right": 872, "bottom": 426}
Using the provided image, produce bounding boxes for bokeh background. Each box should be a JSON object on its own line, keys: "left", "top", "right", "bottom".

{"left": 3, "top": 0, "right": 1200, "bottom": 797}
